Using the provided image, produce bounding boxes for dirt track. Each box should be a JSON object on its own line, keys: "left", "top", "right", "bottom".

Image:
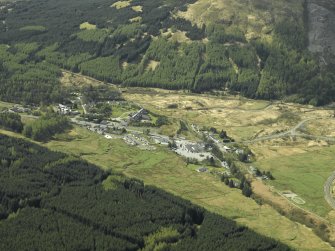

{"left": 243, "top": 117, "right": 335, "bottom": 144}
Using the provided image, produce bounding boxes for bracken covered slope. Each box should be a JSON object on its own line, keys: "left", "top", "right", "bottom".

{"left": 0, "top": 0, "right": 334, "bottom": 105}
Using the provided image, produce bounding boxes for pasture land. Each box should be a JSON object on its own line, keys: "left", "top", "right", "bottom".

{"left": 1, "top": 81, "right": 335, "bottom": 249}
{"left": 123, "top": 88, "right": 335, "bottom": 224}
{"left": 0, "top": 101, "right": 14, "bottom": 109}
{"left": 41, "top": 126, "right": 332, "bottom": 251}
{"left": 255, "top": 145, "right": 335, "bottom": 217}
{"left": 123, "top": 88, "right": 333, "bottom": 141}
{"left": 0, "top": 122, "right": 332, "bottom": 250}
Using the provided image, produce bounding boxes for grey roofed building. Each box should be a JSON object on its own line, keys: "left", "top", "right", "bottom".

{"left": 131, "top": 108, "right": 148, "bottom": 121}
{"left": 141, "top": 114, "right": 151, "bottom": 121}
{"left": 196, "top": 167, "right": 208, "bottom": 173}
{"left": 185, "top": 143, "right": 205, "bottom": 153}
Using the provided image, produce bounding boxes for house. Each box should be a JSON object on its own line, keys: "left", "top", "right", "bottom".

{"left": 221, "top": 161, "right": 230, "bottom": 169}
{"left": 248, "top": 166, "right": 257, "bottom": 175}
{"left": 223, "top": 146, "right": 232, "bottom": 152}
{"left": 58, "top": 104, "right": 71, "bottom": 115}
{"left": 9, "top": 106, "right": 30, "bottom": 113}
{"left": 235, "top": 149, "right": 244, "bottom": 155}
{"left": 185, "top": 143, "right": 205, "bottom": 153}
{"left": 151, "top": 135, "right": 169, "bottom": 145}
{"left": 131, "top": 108, "right": 148, "bottom": 121}
{"left": 196, "top": 167, "right": 208, "bottom": 173}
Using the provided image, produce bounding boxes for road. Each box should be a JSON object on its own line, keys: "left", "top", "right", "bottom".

{"left": 243, "top": 117, "right": 335, "bottom": 144}
{"left": 78, "top": 97, "right": 87, "bottom": 115}
{"left": 324, "top": 171, "right": 335, "bottom": 209}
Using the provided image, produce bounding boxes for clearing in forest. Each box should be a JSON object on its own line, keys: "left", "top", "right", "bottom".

{"left": 111, "top": 0, "right": 131, "bottom": 9}
{"left": 79, "top": 22, "right": 96, "bottom": 30}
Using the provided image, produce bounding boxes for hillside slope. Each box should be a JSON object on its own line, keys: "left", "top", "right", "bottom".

{"left": 0, "top": 0, "right": 334, "bottom": 105}
{"left": 0, "top": 134, "right": 291, "bottom": 250}
{"left": 307, "top": 0, "right": 335, "bottom": 65}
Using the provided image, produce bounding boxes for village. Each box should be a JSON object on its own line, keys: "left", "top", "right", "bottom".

{"left": 1, "top": 90, "right": 271, "bottom": 183}
{"left": 54, "top": 97, "right": 259, "bottom": 180}
{"left": 47, "top": 92, "right": 235, "bottom": 171}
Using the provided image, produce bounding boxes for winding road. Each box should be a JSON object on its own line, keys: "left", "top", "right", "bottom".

{"left": 324, "top": 171, "right": 335, "bottom": 209}
{"left": 242, "top": 117, "right": 335, "bottom": 144}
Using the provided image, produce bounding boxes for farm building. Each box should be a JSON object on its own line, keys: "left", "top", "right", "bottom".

{"left": 196, "top": 167, "right": 208, "bottom": 173}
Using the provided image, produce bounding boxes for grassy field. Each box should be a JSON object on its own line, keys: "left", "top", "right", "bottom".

{"left": 304, "top": 118, "right": 335, "bottom": 137}
{"left": 1, "top": 84, "right": 335, "bottom": 249}
{"left": 0, "top": 125, "right": 332, "bottom": 250}
{"left": 255, "top": 145, "right": 335, "bottom": 217}
{"left": 111, "top": 104, "right": 138, "bottom": 118}
{"left": 0, "top": 101, "right": 14, "bottom": 110}
{"left": 123, "top": 88, "right": 335, "bottom": 224}
{"left": 18, "top": 126, "right": 328, "bottom": 250}
{"left": 123, "top": 89, "right": 332, "bottom": 141}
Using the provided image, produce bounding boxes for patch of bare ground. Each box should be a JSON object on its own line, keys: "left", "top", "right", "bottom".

{"left": 60, "top": 70, "right": 103, "bottom": 87}
{"left": 145, "top": 60, "right": 160, "bottom": 71}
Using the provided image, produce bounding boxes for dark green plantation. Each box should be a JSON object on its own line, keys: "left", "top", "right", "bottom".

{"left": 0, "top": 112, "right": 23, "bottom": 132}
{"left": 0, "top": 135, "right": 291, "bottom": 250}
{"left": 0, "top": 0, "right": 334, "bottom": 105}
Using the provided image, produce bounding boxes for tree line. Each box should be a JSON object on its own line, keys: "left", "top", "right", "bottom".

{"left": 0, "top": 134, "right": 291, "bottom": 250}
{"left": 0, "top": 112, "right": 23, "bottom": 132}
{"left": 23, "top": 113, "right": 71, "bottom": 141}
{"left": 0, "top": 0, "right": 334, "bottom": 106}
